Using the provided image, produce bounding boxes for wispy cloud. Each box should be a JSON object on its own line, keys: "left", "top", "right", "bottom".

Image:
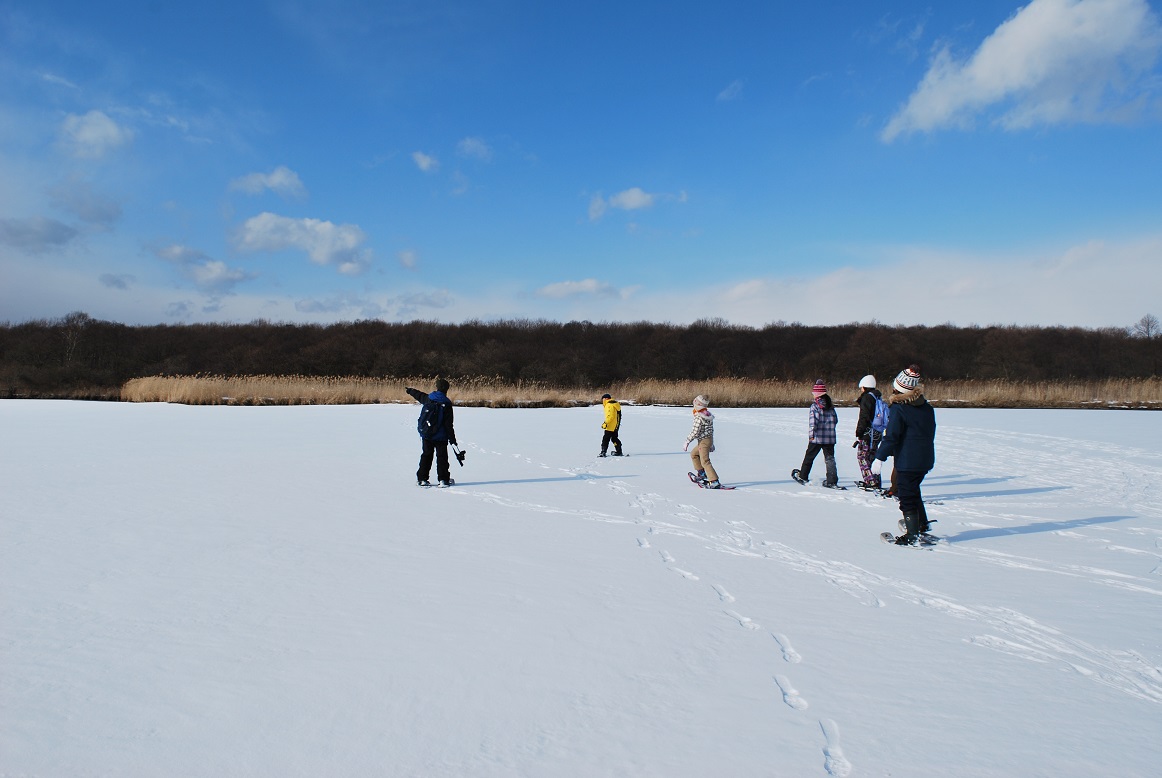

{"left": 457, "top": 136, "right": 492, "bottom": 161}
{"left": 49, "top": 178, "right": 122, "bottom": 228}
{"left": 58, "top": 110, "right": 134, "bottom": 158}
{"left": 883, "top": 0, "right": 1162, "bottom": 142}
{"left": 397, "top": 249, "right": 418, "bottom": 270}
{"left": 41, "top": 72, "right": 78, "bottom": 89}
{"left": 154, "top": 244, "right": 255, "bottom": 294}
{"left": 717, "top": 80, "right": 743, "bottom": 101}
{"left": 99, "top": 273, "right": 136, "bottom": 290}
{"left": 536, "top": 278, "right": 629, "bottom": 299}
{"left": 588, "top": 187, "right": 687, "bottom": 221}
{"left": 412, "top": 151, "right": 439, "bottom": 172}
{"left": 229, "top": 166, "right": 307, "bottom": 199}
{"left": 0, "top": 217, "right": 79, "bottom": 253}
{"left": 233, "top": 212, "right": 372, "bottom": 275}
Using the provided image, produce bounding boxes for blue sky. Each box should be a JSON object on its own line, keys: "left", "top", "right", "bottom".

{"left": 2, "top": 0, "right": 1160, "bottom": 328}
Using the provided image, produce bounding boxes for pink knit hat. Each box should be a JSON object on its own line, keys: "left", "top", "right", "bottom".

{"left": 812, "top": 379, "right": 827, "bottom": 397}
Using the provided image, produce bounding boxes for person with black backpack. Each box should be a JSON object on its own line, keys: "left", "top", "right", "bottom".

{"left": 406, "top": 378, "right": 459, "bottom": 487}
{"left": 854, "top": 375, "right": 888, "bottom": 490}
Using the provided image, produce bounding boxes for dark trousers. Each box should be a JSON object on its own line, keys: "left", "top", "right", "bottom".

{"left": 895, "top": 469, "right": 930, "bottom": 530}
{"left": 799, "top": 442, "right": 837, "bottom": 485}
{"left": 418, "top": 439, "right": 450, "bottom": 482}
{"left": 601, "top": 429, "right": 622, "bottom": 454}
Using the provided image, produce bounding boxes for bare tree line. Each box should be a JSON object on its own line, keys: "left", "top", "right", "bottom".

{"left": 1, "top": 312, "right": 1159, "bottom": 400}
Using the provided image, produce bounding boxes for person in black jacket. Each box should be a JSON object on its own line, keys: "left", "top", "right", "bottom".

{"left": 873, "top": 365, "right": 936, "bottom": 545}
{"left": 406, "top": 378, "right": 458, "bottom": 487}
{"left": 854, "top": 375, "right": 884, "bottom": 488}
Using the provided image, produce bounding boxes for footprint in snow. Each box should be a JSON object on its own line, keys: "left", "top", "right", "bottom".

{"left": 773, "top": 675, "right": 808, "bottom": 710}
{"left": 637, "top": 537, "right": 651, "bottom": 548}
{"left": 725, "top": 610, "right": 761, "bottom": 630}
{"left": 819, "top": 718, "right": 853, "bottom": 777}
{"left": 772, "top": 632, "right": 802, "bottom": 663}
{"left": 712, "top": 583, "right": 735, "bottom": 602}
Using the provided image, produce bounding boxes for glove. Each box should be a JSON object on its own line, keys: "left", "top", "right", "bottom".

{"left": 683, "top": 441, "right": 690, "bottom": 452}
{"left": 871, "top": 459, "right": 882, "bottom": 475}
{"left": 852, "top": 440, "right": 860, "bottom": 448}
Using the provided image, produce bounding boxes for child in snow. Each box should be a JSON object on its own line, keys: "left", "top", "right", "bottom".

{"left": 854, "top": 374, "right": 884, "bottom": 488}
{"left": 684, "top": 395, "right": 723, "bottom": 488}
{"left": 873, "top": 365, "right": 937, "bottom": 545}
{"left": 792, "top": 379, "right": 840, "bottom": 488}
{"left": 406, "top": 378, "right": 458, "bottom": 487}
{"left": 598, "top": 393, "right": 624, "bottom": 457}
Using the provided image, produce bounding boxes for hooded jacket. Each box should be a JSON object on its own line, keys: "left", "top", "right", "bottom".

{"left": 874, "top": 389, "right": 935, "bottom": 472}
{"left": 602, "top": 397, "right": 622, "bottom": 431}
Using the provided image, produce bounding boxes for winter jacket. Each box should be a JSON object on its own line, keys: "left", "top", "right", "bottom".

{"left": 602, "top": 398, "right": 622, "bottom": 431}
{"left": 808, "top": 395, "right": 838, "bottom": 444}
{"left": 874, "top": 391, "right": 935, "bottom": 472}
{"left": 854, "top": 388, "right": 882, "bottom": 438}
{"left": 406, "top": 387, "right": 457, "bottom": 444}
{"left": 686, "top": 409, "right": 714, "bottom": 444}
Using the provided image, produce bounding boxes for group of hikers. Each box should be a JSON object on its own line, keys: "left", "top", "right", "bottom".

{"left": 405, "top": 362, "right": 937, "bottom": 546}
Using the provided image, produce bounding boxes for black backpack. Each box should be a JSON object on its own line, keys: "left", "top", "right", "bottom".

{"left": 417, "top": 400, "right": 446, "bottom": 438}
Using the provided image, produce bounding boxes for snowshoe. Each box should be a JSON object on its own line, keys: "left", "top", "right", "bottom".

{"left": 791, "top": 469, "right": 808, "bottom": 485}
{"left": 417, "top": 479, "right": 431, "bottom": 487}
{"left": 438, "top": 478, "right": 455, "bottom": 488}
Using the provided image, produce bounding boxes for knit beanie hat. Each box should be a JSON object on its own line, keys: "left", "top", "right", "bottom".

{"left": 693, "top": 395, "right": 709, "bottom": 409}
{"left": 858, "top": 375, "right": 876, "bottom": 389}
{"left": 811, "top": 379, "right": 827, "bottom": 397}
{"left": 601, "top": 393, "right": 612, "bottom": 400}
{"left": 893, "top": 365, "right": 921, "bottom": 394}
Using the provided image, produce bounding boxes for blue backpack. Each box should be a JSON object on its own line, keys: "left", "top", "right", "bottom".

{"left": 871, "top": 395, "right": 890, "bottom": 433}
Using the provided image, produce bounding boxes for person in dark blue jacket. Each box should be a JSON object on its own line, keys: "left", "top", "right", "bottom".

{"left": 873, "top": 365, "right": 936, "bottom": 545}
{"left": 406, "top": 378, "right": 458, "bottom": 487}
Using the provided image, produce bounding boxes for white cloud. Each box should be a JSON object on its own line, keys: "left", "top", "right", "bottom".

{"left": 398, "top": 249, "right": 418, "bottom": 269}
{"left": 233, "top": 212, "right": 372, "bottom": 274}
{"left": 229, "top": 166, "right": 307, "bottom": 199}
{"left": 99, "top": 273, "right": 135, "bottom": 290}
{"left": 41, "top": 72, "right": 78, "bottom": 89}
{"left": 154, "top": 243, "right": 255, "bottom": 294}
{"left": 412, "top": 151, "right": 439, "bottom": 172}
{"left": 536, "top": 279, "right": 622, "bottom": 299}
{"left": 59, "top": 110, "right": 133, "bottom": 158}
{"left": 883, "top": 0, "right": 1162, "bottom": 141}
{"left": 717, "top": 80, "right": 744, "bottom": 101}
{"left": 0, "top": 217, "right": 79, "bottom": 253}
{"left": 588, "top": 187, "right": 686, "bottom": 221}
{"left": 457, "top": 136, "right": 492, "bottom": 161}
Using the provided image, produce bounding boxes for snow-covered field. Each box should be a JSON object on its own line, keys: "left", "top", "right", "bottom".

{"left": 3, "top": 400, "right": 1161, "bottom": 777}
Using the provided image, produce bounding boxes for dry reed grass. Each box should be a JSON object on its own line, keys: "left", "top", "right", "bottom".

{"left": 121, "top": 375, "right": 1162, "bottom": 409}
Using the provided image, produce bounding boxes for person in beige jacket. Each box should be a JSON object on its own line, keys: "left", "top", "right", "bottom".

{"left": 684, "top": 395, "right": 723, "bottom": 488}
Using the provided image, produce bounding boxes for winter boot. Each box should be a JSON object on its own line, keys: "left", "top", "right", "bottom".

{"left": 894, "top": 509, "right": 923, "bottom": 544}
{"left": 791, "top": 469, "right": 808, "bottom": 484}
{"left": 438, "top": 478, "right": 455, "bottom": 488}
{"left": 695, "top": 469, "right": 708, "bottom": 483}
{"left": 705, "top": 480, "right": 723, "bottom": 489}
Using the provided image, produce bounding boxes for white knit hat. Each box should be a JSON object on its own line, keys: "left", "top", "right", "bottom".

{"left": 693, "top": 395, "right": 709, "bottom": 409}
{"left": 858, "top": 375, "right": 876, "bottom": 389}
{"left": 893, "top": 366, "right": 921, "bottom": 394}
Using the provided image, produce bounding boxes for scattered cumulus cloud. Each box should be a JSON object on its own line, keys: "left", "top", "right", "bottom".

{"left": 457, "top": 136, "right": 492, "bottom": 161}
{"left": 0, "top": 217, "right": 79, "bottom": 253}
{"left": 412, "top": 151, "right": 439, "bottom": 172}
{"left": 154, "top": 243, "right": 256, "bottom": 294}
{"left": 59, "top": 110, "right": 134, "bottom": 158}
{"left": 717, "top": 80, "right": 744, "bottom": 101}
{"left": 588, "top": 187, "right": 687, "bottom": 221}
{"left": 882, "top": 0, "right": 1162, "bottom": 142}
{"left": 233, "top": 212, "right": 372, "bottom": 274}
{"left": 229, "top": 166, "right": 307, "bottom": 199}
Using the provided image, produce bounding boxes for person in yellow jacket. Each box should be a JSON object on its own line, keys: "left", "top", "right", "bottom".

{"left": 599, "top": 393, "right": 624, "bottom": 457}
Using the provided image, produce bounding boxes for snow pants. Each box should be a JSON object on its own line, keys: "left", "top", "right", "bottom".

{"left": 418, "top": 439, "right": 450, "bottom": 483}
{"left": 601, "top": 429, "right": 622, "bottom": 455}
{"left": 799, "top": 442, "right": 837, "bottom": 486}
{"left": 895, "top": 469, "right": 931, "bottom": 532}
{"left": 689, "top": 437, "right": 719, "bottom": 482}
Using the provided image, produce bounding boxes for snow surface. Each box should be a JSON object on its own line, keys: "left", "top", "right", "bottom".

{"left": 3, "top": 400, "right": 1162, "bottom": 777}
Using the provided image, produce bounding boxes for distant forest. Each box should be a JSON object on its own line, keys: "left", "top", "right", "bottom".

{"left": 1, "top": 312, "right": 1159, "bottom": 399}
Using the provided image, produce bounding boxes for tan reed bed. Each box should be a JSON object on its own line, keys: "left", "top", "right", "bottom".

{"left": 121, "top": 375, "right": 1162, "bottom": 409}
